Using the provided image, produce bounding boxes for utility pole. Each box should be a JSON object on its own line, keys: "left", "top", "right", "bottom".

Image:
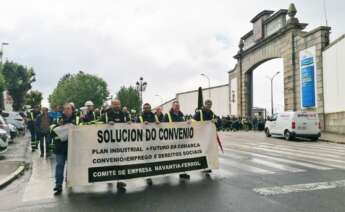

{"left": 267, "top": 72, "right": 280, "bottom": 115}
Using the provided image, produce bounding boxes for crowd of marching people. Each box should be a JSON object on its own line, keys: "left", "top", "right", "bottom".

{"left": 217, "top": 116, "right": 266, "bottom": 132}
{"left": 26, "top": 98, "right": 218, "bottom": 195}
{"left": 26, "top": 98, "right": 268, "bottom": 195}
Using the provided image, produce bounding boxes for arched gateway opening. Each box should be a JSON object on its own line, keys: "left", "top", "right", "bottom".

{"left": 251, "top": 58, "right": 284, "bottom": 117}
{"left": 228, "top": 4, "right": 330, "bottom": 128}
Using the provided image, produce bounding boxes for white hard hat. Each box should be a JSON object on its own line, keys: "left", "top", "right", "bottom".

{"left": 85, "top": 101, "right": 94, "bottom": 107}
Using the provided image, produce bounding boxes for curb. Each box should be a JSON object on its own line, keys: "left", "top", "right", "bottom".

{"left": 0, "top": 164, "right": 26, "bottom": 189}
{"left": 319, "top": 138, "right": 345, "bottom": 144}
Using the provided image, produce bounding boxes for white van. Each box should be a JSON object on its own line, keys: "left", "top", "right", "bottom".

{"left": 265, "top": 111, "right": 321, "bottom": 141}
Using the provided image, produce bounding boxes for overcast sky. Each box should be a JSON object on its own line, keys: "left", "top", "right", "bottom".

{"left": 0, "top": 0, "right": 344, "bottom": 110}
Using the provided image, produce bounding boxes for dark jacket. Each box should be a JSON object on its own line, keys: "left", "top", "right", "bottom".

{"left": 193, "top": 108, "right": 215, "bottom": 121}
{"left": 53, "top": 114, "right": 77, "bottom": 155}
{"left": 35, "top": 113, "right": 53, "bottom": 134}
{"left": 82, "top": 110, "right": 97, "bottom": 123}
{"left": 155, "top": 113, "right": 165, "bottom": 122}
{"left": 27, "top": 110, "right": 41, "bottom": 128}
{"left": 138, "top": 111, "right": 156, "bottom": 123}
{"left": 164, "top": 110, "right": 185, "bottom": 122}
{"left": 101, "top": 108, "right": 128, "bottom": 123}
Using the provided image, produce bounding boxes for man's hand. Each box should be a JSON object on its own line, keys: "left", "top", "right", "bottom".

{"left": 127, "top": 121, "right": 132, "bottom": 125}
{"left": 108, "top": 121, "right": 115, "bottom": 125}
{"left": 155, "top": 121, "right": 161, "bottom": 125}
{"left": 144, "top": 121, "right": 149, "bottom": 125}
{"left": 186, "top": 120, "right": 192, "bottom": 125}
{"left": 211, "top": 119, "right": 217, "bottom": 124}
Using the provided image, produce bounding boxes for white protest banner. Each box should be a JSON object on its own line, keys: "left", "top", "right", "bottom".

{"left": 67, "top": 122, "right": 219, "bottom": 187}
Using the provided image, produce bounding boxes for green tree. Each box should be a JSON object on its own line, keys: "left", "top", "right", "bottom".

{"left": 2, "top": 62, "right": 36, "bottom": 111}
{"left": 49, "top": 71, "right": 109, "bottom": 109}
{"left": 116, "top": 86, "right": 141, "bottom": 112}
{"left": 25, "top": 90, "right": 43, "bottom": 108}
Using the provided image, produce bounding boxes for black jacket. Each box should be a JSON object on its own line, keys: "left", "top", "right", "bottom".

{"left": 101, "top": 108, "right": 128, "bottom": 123}
{"left": 193, "top": 108, "right": 215, "bottom": 121}
{"left": 82, "top": 110, "right": 97, "bottom": 123}
{"left": 27, "top": 111, "right": 41, "bottom": 128}
{"left": 155, "top": 113, "right": 165, "bottom": 122}
{"left": 164, "top": 110, "right": 185, "bottom": 122}
{"left": 53, "top": 114, "right": 77, "bottom": 155}
{"left": 138, "top": 112, "right": 156, "bottom": 123}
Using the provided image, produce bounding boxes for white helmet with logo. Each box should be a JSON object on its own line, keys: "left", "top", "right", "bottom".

{"left": 85, "top": 101, "right": 94, "bottom": 107}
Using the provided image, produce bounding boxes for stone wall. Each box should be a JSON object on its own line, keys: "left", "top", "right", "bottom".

{"left": 325, "top": 112, "right": 345, "bottom": 135}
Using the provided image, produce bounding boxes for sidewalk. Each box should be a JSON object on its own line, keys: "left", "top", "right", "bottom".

{"left": 320, "top": 132, "right": 345, "bottom": 144}
{"left": 0, "top": 135, "right": 30, "bottom": 189}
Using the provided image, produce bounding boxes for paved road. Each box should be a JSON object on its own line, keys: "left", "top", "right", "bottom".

{"left": 1, "top": 131, "right": 345, "bottom": 212}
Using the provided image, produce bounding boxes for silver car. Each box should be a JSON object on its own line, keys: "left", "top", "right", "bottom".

{"left": 2, "top": 112, "right": 26, "bottom": 135}
{"left": 0, "top": 128, "right": 9, "bottom": 153}
{"left": 0, "top": 115, "right": 13, "bottom": 143}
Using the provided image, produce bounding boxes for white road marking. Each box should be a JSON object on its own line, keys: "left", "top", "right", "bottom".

{"left": 250, "top": 158, "right": 305, "bottom": 173}
{"left": 254, "top": 143, "right": 345, "bottom": 159}
{"left": 254, "top": 147, "right": 345, "bottom": 167}
{"left": 219, "top": 158, "right": 275, "bottom": 175}
{"left": 221, "top": 150, "right": 305, "bottom": 173}
{"left": 254, "top": 180, "right": 345, "bottom": 196}
{"left": 224, "top": 142, "right": 345, "bottom": 169}
{"left": 224, "top": 148, "right": 333, "bottom": 170}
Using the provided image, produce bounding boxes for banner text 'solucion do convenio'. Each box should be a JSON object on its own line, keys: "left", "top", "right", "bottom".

{"left": 66, "top": 122, "right": 219, "bottom": 187}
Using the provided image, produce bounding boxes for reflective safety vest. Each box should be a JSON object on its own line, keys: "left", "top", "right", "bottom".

{"left": 167, "top": 112, "right": 172, "bottom": 123}
{"left": 154, "top": 114, "right": 159, "bottom": 123}
{"left": 30, "top": 112, "right": 34, "bottom": 120}
{"left": 105, "top": 113, "right": 109, "bottom": 123}
{"left": 125, "top": 113, "right": 131, "bottom": 122}
{"left": 76, "top": 116, "right": 80, "bottom": 125}
{"left": 49, "top": 124, "right": 57, "bottom": 132}
{"left": 139, "top": 116, "right": 144, "bottom": 123}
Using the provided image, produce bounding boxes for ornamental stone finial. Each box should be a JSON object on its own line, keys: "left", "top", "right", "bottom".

{"left": 288, "top": 3, "right": 297, "bottom": 18}
{"left": 287, "top": 3, "right": 299, "bottom": 25}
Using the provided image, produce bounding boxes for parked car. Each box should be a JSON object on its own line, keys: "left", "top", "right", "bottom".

{"left": 8, "top": 123, "right": 18, "bottom": 139}
{"left": 0, "top": 128, "right": 9, "bottom": 154}
{"left": 2, "top": 111, "right": 26, "bottom": 135}
{"left": 265, "top": 111, "right": 321, "bottom": 141}
{"left": 0, "top": 115, "right": 13, "bottom": 143}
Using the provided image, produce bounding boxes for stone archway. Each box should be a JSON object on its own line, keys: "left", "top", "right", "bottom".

{"left": 228, "top": 3, "right": 330, "bottom": 127}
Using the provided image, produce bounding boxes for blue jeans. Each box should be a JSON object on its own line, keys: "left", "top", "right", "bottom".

{"left": 55, "top": 153, "right": 67, "bottom": 187}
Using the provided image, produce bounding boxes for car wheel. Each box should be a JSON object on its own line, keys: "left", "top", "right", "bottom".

{"left": 284, "top": 131, "right": 292, "bottom": 141}
{"left": 265, "top": 128, "right": 271, "bottom": 137}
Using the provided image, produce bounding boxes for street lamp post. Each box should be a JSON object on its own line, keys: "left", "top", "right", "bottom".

{"left": 0, "top": 42, "right": 9, "bottom": 64}
{"left": 136, "top": 77, "right": 147, "bottom": 107}
{"left": 200, "top": 73, "right": 211, "bottom": 99}
{"left": 267, "top": 72, "right": 280, "bottom": 115}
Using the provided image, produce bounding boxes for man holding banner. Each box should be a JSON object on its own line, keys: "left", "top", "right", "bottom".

{"left": 53, "top": 103, "right": 77, "bottom": 195}
{"left": 138, "top": 103, "right": 158, "bottom": 185}
{"left": 193, "top": 99, "right": 218, "bottom": 175}
{"left": 164, "top": 100, "right": 191, "bottom": 180}
{"left": 101, "top": 99, "right": 131, "bottom": 190}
